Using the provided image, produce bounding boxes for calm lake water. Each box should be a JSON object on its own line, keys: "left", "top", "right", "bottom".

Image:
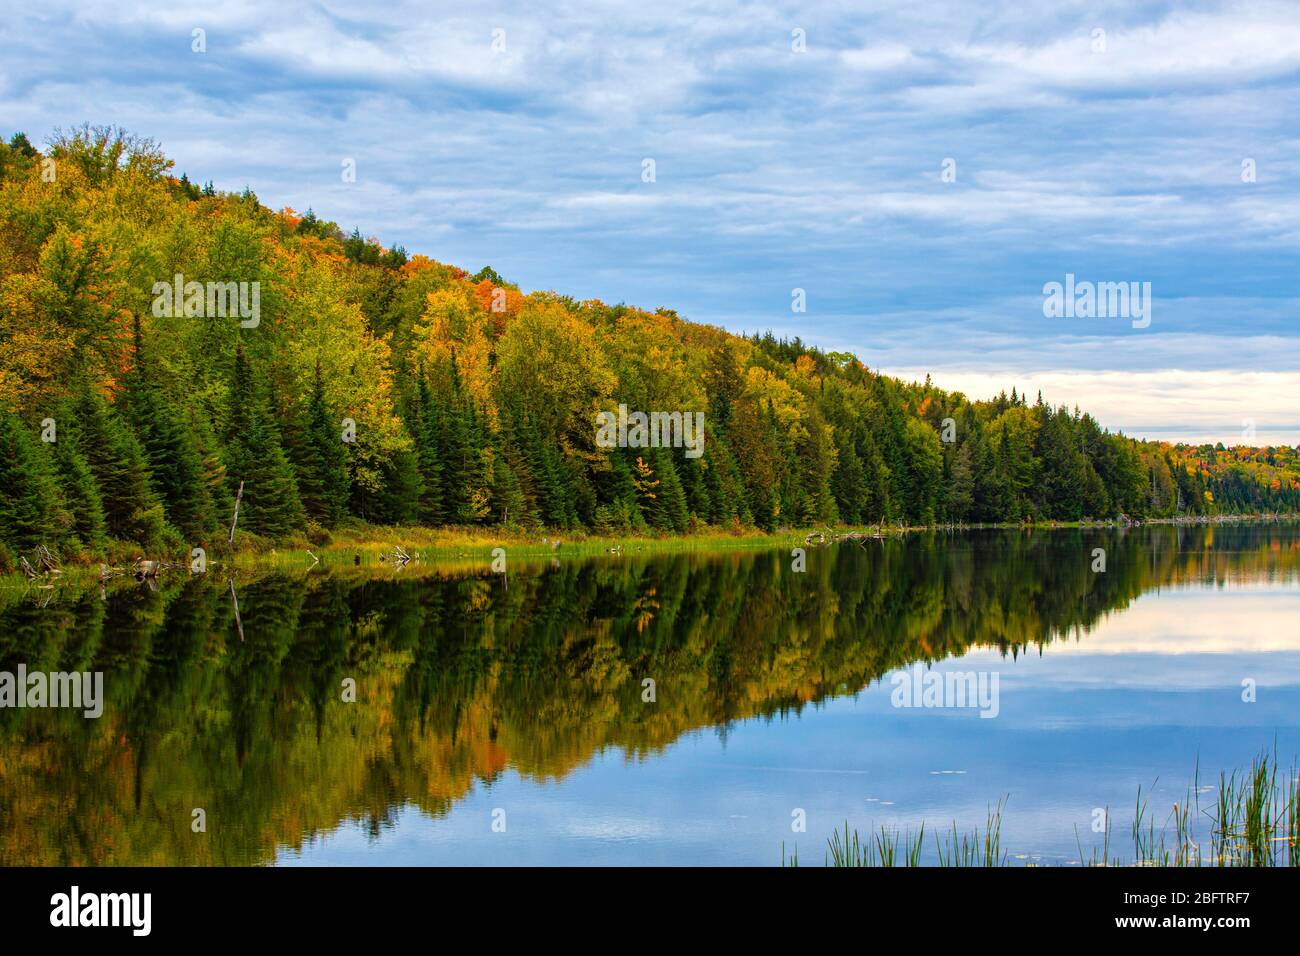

{"left": 2, "top": 524, "right": 1298, "bottom": 866}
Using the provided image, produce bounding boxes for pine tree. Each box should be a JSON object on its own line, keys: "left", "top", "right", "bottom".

{"left": 118, "top": 313, "right": 214, "bottom": 539}
{"left": 489, "top": 444, "right": 525, "bottom": 526}
{"left": 438, "top": 360, "right": 476, "bottom": 524}
{"left": 709, "top": 433, "right": 747, "bottom": 526}
{"left": 377, "top": 445, "right": 423, "bottom": 524}
{"left": 65, "top": 389, "right": 168, "bottom": 547}
{"left": 413, "top": 374, "right": 444, "bottom": 525}
{"left": 831, "top": 429, "right": 867, "bottom": 524}
{"left": 632, "top": 455, "right": 661, "bottom": 526}
{"left": 50, "top": 425, "right": 106, "bottom": 552}
{"left": 0, "top": 413, "right": 71, "bottom": 553}
{"left": 459, "top": 403, "right": 492, "bottom": 523}
{"left": 512, "top": 402, "right": 575, "bottom": 529}
{"left": 191, "top": 410, "right": 233, "bottom": 526}
{"left": 651, "top": 450, "right": 690, "bottom": 533}
{"left": 222, "top": 345, "right": 306, "bottom": 537}
{"left": 945, "top": 440, "right": 975, "bottom": 520}
{"left": 680, "top": 453, "right": 713, "bottom": 523}
{"left": 293, "top": 360, "right": 351, "bottom": 525}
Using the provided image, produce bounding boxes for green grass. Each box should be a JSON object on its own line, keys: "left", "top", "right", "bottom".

{"left": 808, "top": 801, "right": 1005, "bottom": 868}
{"left": 788, "top": 754, "right": 1298, "bottom": 867}
{"left": 5, "top": 513, "right": 1296, "bottom": 587}
{"left": 0, "top": 520, "right": 911, "bottom": 587}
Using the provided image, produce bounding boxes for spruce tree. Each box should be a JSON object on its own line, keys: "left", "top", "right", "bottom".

{"left": 413, "top": 374, "right": 444, "bottom": 525}
{"left": 0, "top": 413, "right": 71, "bottom": 553}
{"left": 131, "top": 386, "right": 215, "bottom": 539}
{"left": 437, "top": 358, "right": 491, "bottom": 524}
{"left": 65, "top": 389, "right": 168, "bottom": 547}
{"left": 50, "top": 425, "right": 107, "bottom": 552}
{"left": 377, "top": 445, "right": 423, "bottom": 524}
{"left": 222, "top": 345, "right": 306, "bottom": 537}
{"left": 191, "top": 410, "right": 233, "bottom": 525}
{"left": 118, "top": 313, "right": 214, "bottom": 539}
{"left": 651, "top": 450, "right": 690, "bottom": 533}
{"left": 489, "top": 441, "right": 525, "bottom": 527}
{"left": 293, "top": 360, "right": 351, "bottom": 525}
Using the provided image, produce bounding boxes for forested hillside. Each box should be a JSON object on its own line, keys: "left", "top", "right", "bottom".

{"left": 1, "top": 126, "right": 1297, "bottom": 565}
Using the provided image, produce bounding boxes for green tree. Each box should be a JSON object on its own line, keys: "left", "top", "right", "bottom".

{"left": 223, "top": 346, "right": 306, "bottom": 537}
{"left": 64, "top": 389, "right": 167, "bottom": 548}
{"left": 0, "top": 413, "right": 71, "bottom": 554}
{"left": 49, "top": 425, "right": 106, "bottom": 552}
{"left": 292, "top": 361, "right": 351, "bottom": 525}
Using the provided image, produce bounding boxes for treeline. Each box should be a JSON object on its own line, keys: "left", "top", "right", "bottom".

{"left": 2, "top": 125, "right": 1298, "bottom": 565}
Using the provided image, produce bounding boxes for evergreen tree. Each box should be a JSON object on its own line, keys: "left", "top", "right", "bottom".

{"left": 438, "top": 358, "right": 490, "bottom": 524}
{"left": 489, "top": 444, "right": 526, "bottom": 526}
{"left": 944, "top": 440, "right": 975, "bottom": 520}
{"left": 50, "top": 425, "right": 106, "bottom": 552}
{"left": 191, "top": 410, "right": 233, "bottom": 526}
{"left": 414, "top": 374, "right": 444, "bottom": 525}
{"left": 222, "top": 345, "right": 306, "bottom": 537}
{"left": 0, "top": 413, "right": 71, "bottom": 553}
{"left": 292, "top": 360, "right": 351, "bottom": 525}
{"left": 120, "top": 314, "right": 214, "bottom": 539}
{"left": 376, "top": 445, "right": 423, "bottom": 524}
{"left": 648, "top": 450, "right": 690, "bottom": 533}
{"left": 65, "top": 389, "right": 168, "bottom": 547}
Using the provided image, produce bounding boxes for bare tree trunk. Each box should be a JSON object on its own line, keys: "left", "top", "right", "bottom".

{"left": 229, "top": 479, "right": 244, "bottom": 544}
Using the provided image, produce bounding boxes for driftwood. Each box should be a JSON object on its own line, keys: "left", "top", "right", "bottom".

{"left": 92, "top": 557, "right": 186, "bottom": 583}
{"left": 379, "top": 545, "right": 415, "bottom": 569}
{"left": 803, "top": 524, "right": 900, "bottom": 548}
{"left": 19, "top": 546, "right": 63, "bottom": 578}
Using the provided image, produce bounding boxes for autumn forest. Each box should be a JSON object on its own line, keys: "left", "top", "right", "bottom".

{"left": 1, "top": 125, "right": 1298, "bottom": 570}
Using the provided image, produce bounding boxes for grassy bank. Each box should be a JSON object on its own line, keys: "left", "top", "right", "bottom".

{"left": 5, "top": 513, "right": 1298, "bottom": 589}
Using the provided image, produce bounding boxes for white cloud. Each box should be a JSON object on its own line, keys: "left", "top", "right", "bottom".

{"left": 878, "top": 367, "right": 1300, "bottom": 445}
{"left": 964, "top": 10, "right": 1300, "bottom": 89}
{"left": 840, "top": 43, "right": 916, "bottom": 72}
{"left": 1, "top": 0, "right": 1295, "bottom": 436}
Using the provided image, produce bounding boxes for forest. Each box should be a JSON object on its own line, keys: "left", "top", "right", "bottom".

{"left": 2, "top": 125, "right": 1298, "bottom": 568}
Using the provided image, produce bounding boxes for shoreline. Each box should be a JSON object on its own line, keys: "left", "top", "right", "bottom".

{"left": 4, "top": 512, "right": 1298, "bottom": 590}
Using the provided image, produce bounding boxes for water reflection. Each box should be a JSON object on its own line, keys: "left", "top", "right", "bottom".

{"left": 1, "top": 524, "right": 1297, "bottom": 865}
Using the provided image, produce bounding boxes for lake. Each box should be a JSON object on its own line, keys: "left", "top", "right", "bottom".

{"left": 2, "top": 523, "right": 1297, "bottom": 866}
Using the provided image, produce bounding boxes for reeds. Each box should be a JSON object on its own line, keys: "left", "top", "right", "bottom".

{"left": 824, "top": 801, "right": 1005, "bottom": 867}
{"left": 935, "top": 799, "right": 1006, "bottom": 867}
{"left": 826, "top": 820, "right": 927, "bottom": 867}
{"left": 1207, "top": 750, "right": 1299, "bottom": 867}
{"left": 813, "top": 754, "right": 1298, "bottom": 867}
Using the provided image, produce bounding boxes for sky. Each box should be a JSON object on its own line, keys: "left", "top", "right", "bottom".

{"left": 2, "top": 0, "right": 1297, "bottom": 444}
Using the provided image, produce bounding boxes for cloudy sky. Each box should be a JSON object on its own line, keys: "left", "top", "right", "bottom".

{"left": 3, "top": 0, "right": 1297, "bottom": 444}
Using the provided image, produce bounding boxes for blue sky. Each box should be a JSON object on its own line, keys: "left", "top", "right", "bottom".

{"left": 3, "top": 0, "right": 1297, "bottom": 443}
